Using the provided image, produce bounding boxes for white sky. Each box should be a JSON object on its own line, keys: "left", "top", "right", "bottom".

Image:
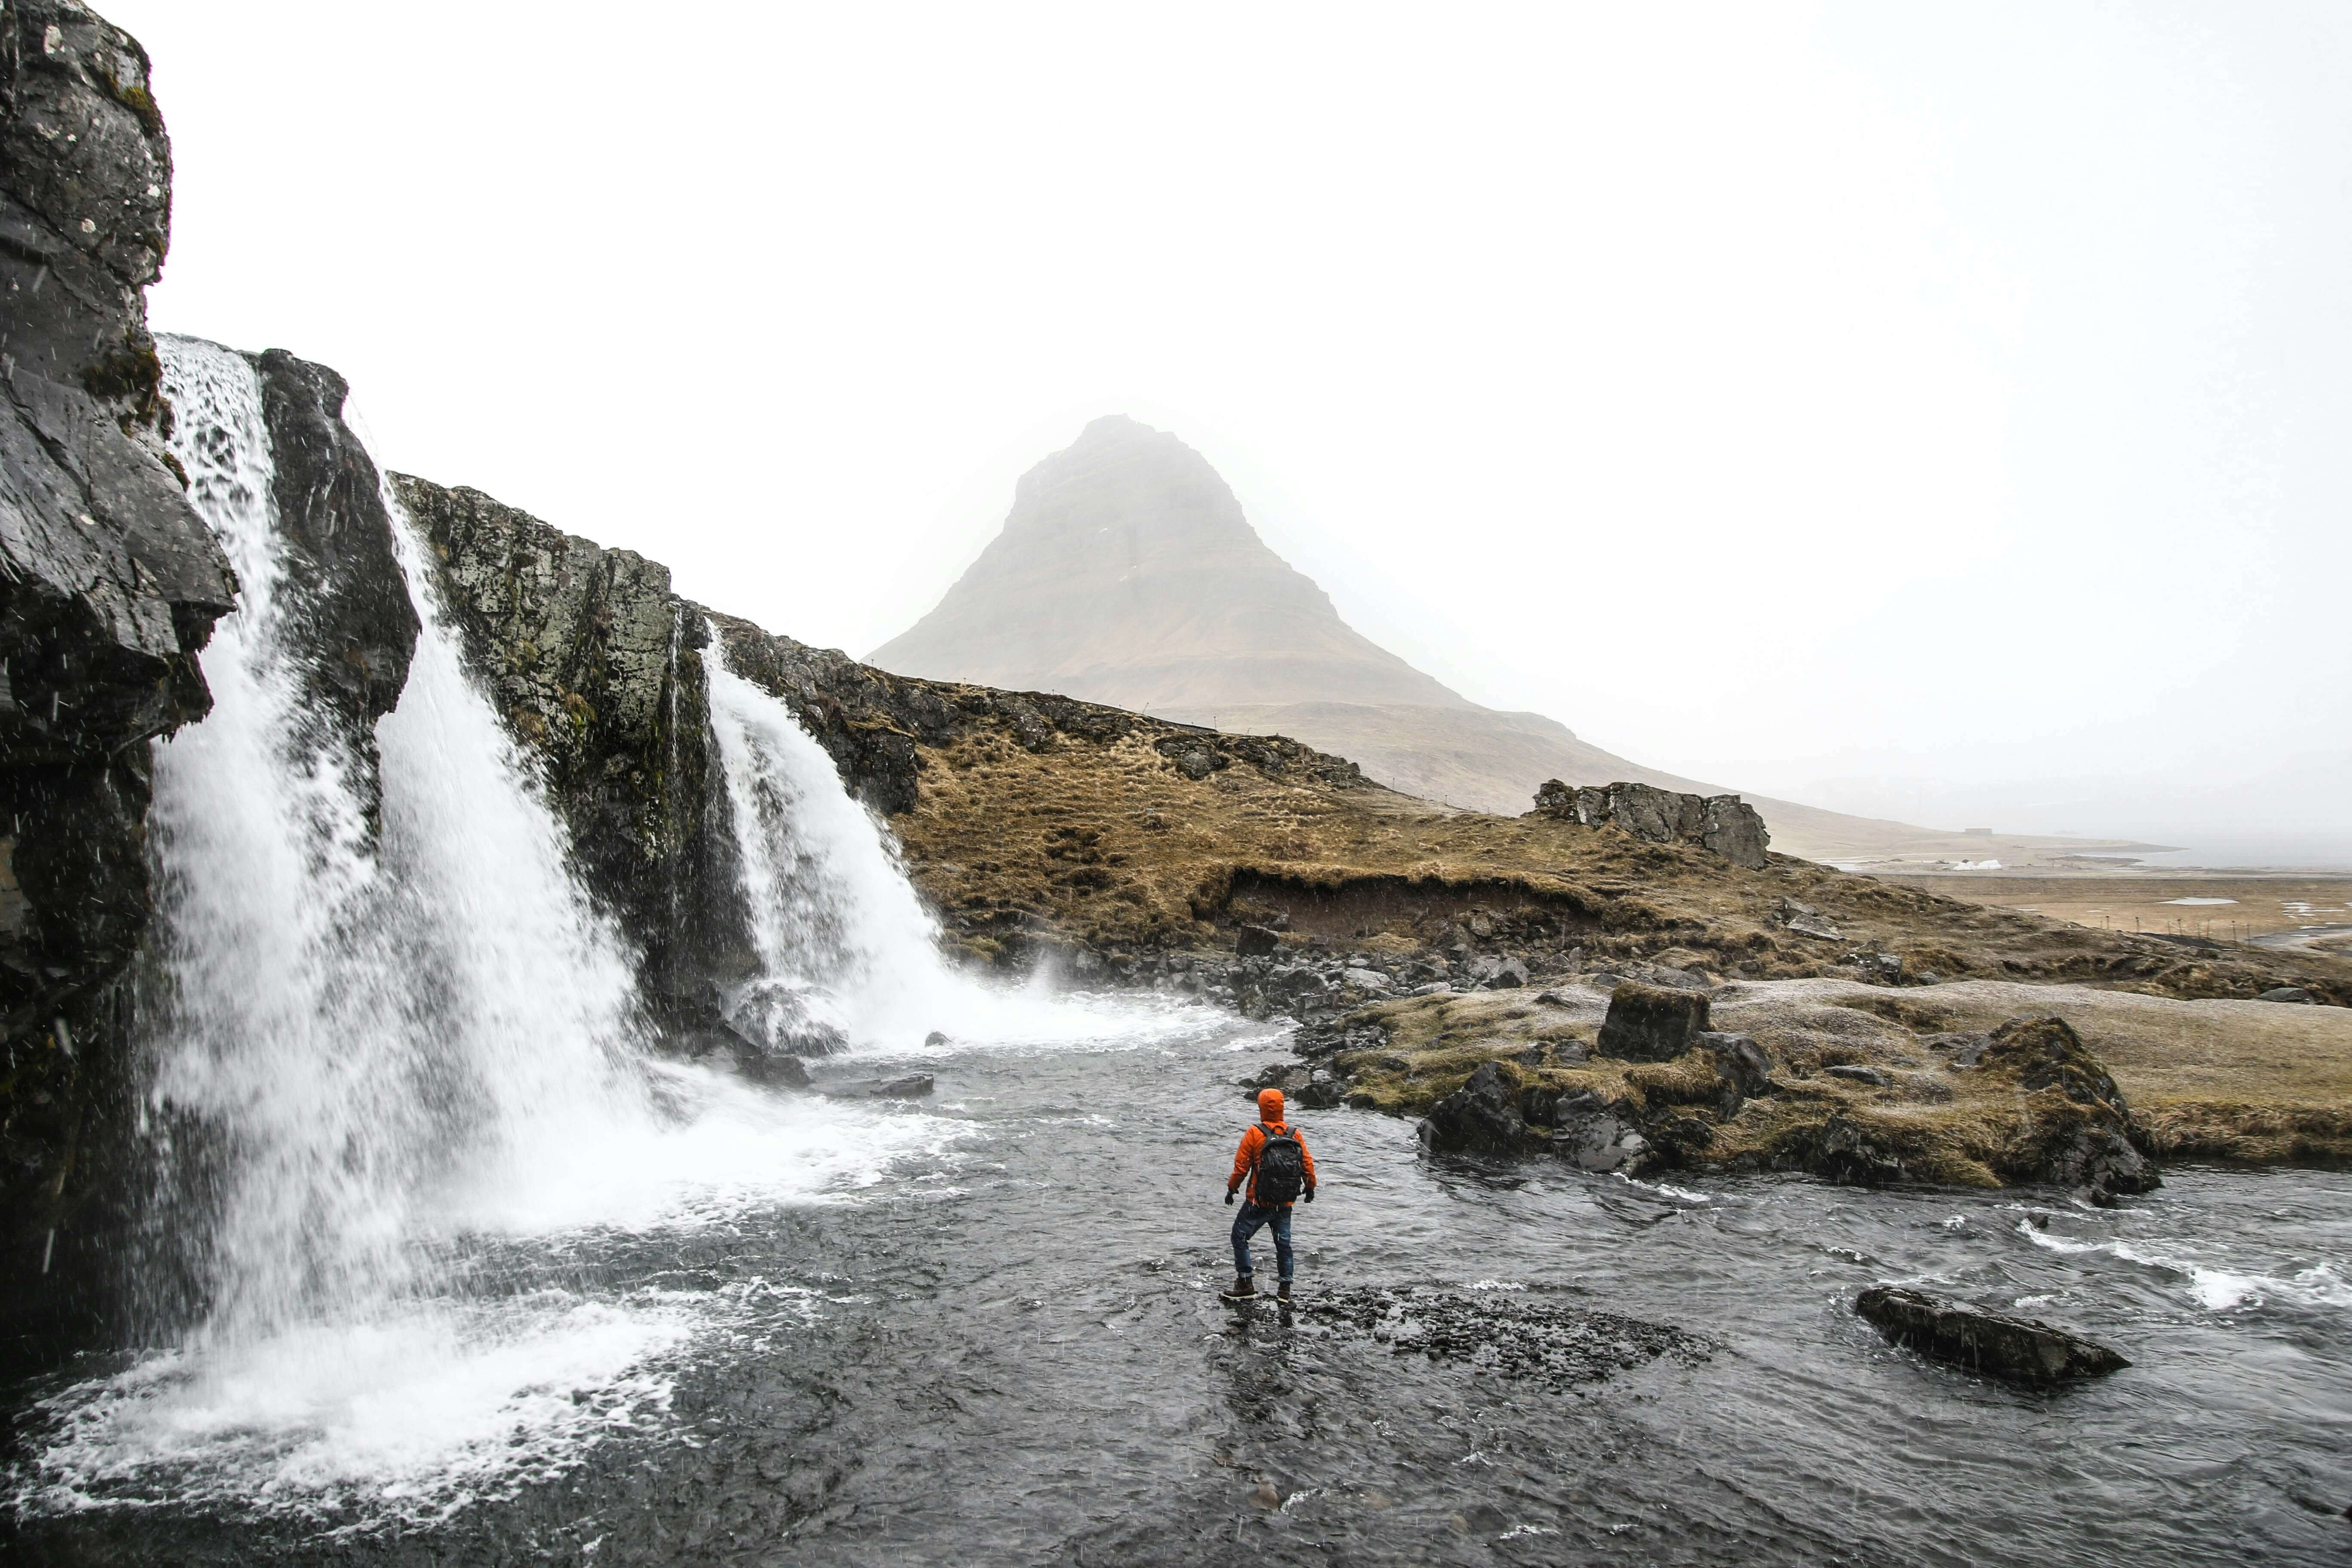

{"left": 110, "top": 1, "right": 2352, "bottom": 852}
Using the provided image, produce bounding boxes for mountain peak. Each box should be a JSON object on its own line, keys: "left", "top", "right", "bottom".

{"left": 870, "top": 420, "right": 1466, "bottom": 713}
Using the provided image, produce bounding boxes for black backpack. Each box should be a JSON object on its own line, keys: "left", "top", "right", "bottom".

{"left": 1256, "top": 1125, "right": 1307, "bottom": 1206}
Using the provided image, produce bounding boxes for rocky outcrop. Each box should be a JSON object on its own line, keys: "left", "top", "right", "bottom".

{"left": 1973, "top": 1015, "right": 2157, "bottom": 1205}
{"left": 0, "top": 0, "right": 238, "bottom": 1348}
{"left": 1855, "top": 1286, "right": 2129, "bottom": 1383}
{"left": 390, "top": 474, "right": 731, "bottom": 1016}
{"left": 1531, "top": 779, "right": 1770, "bottom": 868}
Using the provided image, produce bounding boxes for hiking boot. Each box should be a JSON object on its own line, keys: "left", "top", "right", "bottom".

{"left": 1276, "top": 1280, "right": 1292, "bottom": 1301}
{"left": 1222, "top": 1274, "right": 1258, "bottom": 1301}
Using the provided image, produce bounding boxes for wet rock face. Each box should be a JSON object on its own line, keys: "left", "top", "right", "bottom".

{"left": 1595, "top": 980, "right": 1711, "bottom": 1063}
{"left": 392, "top": 474, "right": 730, "bottom": 1008}
{"left": 1531, "top": 779, "right": 1770, "bottom": 869}
{"left": 0, "top": 0, "right": 238, "bottom": 1348}
{"left": 1855, "top": 1286, "right": 2129, "bottom": 1383}
{"left": 248, "top": 351, "right": 416, "bottom": 742}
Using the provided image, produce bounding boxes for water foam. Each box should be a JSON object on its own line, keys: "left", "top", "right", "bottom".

{"left": 2015, "top": 1220, "right": 2352, "bottom": 1311}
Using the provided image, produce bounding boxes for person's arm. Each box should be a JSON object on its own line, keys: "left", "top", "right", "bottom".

{"left": 1228, "top": 1126, "right": 1260, "bottom": 1200}
{"left": 1301, "top": 1133, "right": 1318, "bottom": 1199}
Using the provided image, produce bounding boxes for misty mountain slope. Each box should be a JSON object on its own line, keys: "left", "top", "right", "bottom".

{"left": 870, "top": 416, "right": 1464, "bottom": 711}
{"left": 868, "top": 416, "right": 2113, "bottom": 864}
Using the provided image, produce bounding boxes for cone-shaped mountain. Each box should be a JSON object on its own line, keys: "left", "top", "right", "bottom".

{"left": 870, "top": 416, "right": 2119, "bottom": 864}
{"left": 873, "top": 415, "right": 1464, "bottom": 712}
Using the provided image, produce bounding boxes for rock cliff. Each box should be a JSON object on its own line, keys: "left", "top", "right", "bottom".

{"left": 0, "top": 0, "right": 238, "bottom": 1350}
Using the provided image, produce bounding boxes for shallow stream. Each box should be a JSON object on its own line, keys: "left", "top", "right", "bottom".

{"left": 7, "top": 999, "right": 2349, "bottom": 1565}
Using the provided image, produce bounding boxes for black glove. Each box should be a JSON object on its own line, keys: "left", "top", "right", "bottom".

{"left": 1224, "top": 1189, "right": 1236, "bottom": 1205}
{"left": 1304, "top": 1186, "right": 1315, "bottom": 1203}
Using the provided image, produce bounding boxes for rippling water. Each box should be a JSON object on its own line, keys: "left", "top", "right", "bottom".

{"left": 7, "top": 1003, "right": 2349, "bottom": 1565}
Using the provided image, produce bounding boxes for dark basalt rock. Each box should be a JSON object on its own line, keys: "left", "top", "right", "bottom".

{"left": 0, "top": 0, "right": 239, "bottom": 1353}
{"left": 1595, "top": 980, "right": 1711, "bottom": 1063}
{"left": 1806, "top": 1113, "right": 1908, "bottom": 1186}
{"left": 246, "top": 350, "right": 416, "bottom": 742}
{"left": 1417, "top": 1060, "right": 1533, "bottom": 1155}
{"left": 1855, "top": 1285, "right": 2129, "bottom": 1383}
{"left": 1697, "top": 1031, "right": 1773, "bottom": 1103}
{"left": 1235, "top": 923, "right": 1280, "bottom": 958}
{"left": 821, "top": 1073, "right": 934, "bottom": 1100}
{"left": 737, "top": 1050, "right": 812, "bottom": 1090}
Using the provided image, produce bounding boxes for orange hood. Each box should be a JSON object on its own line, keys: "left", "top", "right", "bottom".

{"left": 1257, "top": 1088, "right": 1285, "bottom": 1122}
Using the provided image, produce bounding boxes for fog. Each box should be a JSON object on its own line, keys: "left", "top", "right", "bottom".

{"left": 107, "top": 1, "right": 2351, "bottom": 855}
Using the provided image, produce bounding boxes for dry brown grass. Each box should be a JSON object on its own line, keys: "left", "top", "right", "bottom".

{"left": 891, "top": 711, "right": 2352, "bottom": 1011}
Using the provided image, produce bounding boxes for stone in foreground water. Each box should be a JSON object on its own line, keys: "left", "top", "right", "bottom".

{"left": 1856, "top": 1285, "right": 2129, "bottom": 1383}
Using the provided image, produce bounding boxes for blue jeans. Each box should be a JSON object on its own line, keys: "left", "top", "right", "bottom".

{"left": 1230, "top": 1200, "right": 1293, "bottom": 1282}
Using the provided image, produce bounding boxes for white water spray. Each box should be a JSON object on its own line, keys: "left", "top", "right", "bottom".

{"left": 143, "top": 337, "right": 654, "bottom": 1338}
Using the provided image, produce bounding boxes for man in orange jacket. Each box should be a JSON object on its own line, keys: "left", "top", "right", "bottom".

{"left": 1223, "top": 1087, "right": 1318, "bottom": 1301}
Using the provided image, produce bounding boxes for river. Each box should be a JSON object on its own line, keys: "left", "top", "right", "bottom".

{"left": 7, "top": 1001, "right": 2349, "bottom": 1566}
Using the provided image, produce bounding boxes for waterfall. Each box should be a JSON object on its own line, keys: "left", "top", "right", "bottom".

{"left": 704, "top": 629, "right": 956, "bottom": 1053}
{"left": 141, "top": 338, "right": 651, "bottom": 1341}
{"left": 14, "top": 346, "right": 1197, "bottom": 1526}
{"left": 701, "top": 631, "right": 1183, "bottom": 1053}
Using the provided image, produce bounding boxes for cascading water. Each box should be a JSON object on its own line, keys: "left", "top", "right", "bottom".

{"left": 137, "top": 338, "right": 439, "bottom": 1338}
{"left": 704, "top": 628, "right": 958, "bottom": 1053}
{"left": 9, "top": 343, "right": 918, "bottom": 1522}
{"left": 702, "top": 631, "right": 1186, "bottom": 1054}
{"left": 8, "top": 348, "right": 1200, "bottom": 1531}
{"left": 138, "top": 337, "right": 652, "bottom": 1339}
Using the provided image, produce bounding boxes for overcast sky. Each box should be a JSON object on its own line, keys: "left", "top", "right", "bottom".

{"left": 110, "top": 1, "right": 2351, "bottom": 855}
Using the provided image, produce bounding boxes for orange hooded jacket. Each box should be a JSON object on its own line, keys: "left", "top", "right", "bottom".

{"left": 1229, "top": 1088, "right": 1317, "bottom": 1207}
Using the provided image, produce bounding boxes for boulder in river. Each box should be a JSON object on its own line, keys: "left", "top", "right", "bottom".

{"left": 1547, "top": 1099, "right": 1652, "bottom": 1173}
{"left": 738, "top": 1050, "right": 813, "bottom": 1090}
{"left": 1855, "top": 1286, "right": 2129, "bottom": 1383}
{"left": 1595, "top": 981, "right": 1711, "bottom": 1063}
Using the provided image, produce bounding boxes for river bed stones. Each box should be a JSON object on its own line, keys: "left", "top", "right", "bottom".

{"left": 1299, "top": 1285, "right": 1711, "bottom": 1390}
{"left": 1855, "top": 1286, "right": 2128, "bottom": 1383}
